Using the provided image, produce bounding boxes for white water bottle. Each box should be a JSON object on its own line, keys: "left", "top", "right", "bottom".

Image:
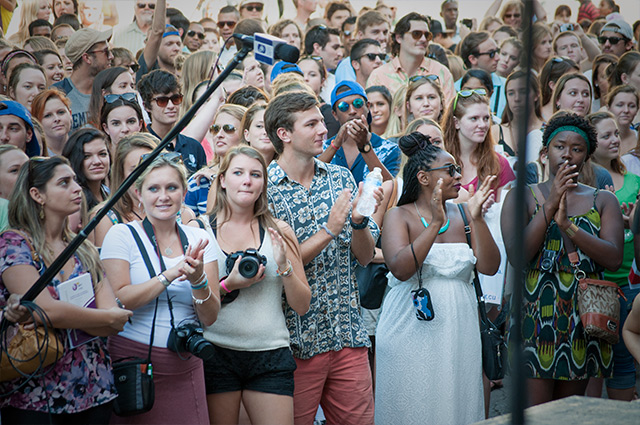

{"left": 356, "top": 167, "right": 383, "bottom": 217}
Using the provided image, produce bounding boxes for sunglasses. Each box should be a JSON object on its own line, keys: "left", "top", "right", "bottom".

{"left": 211, "top": 123, "right": 237, "bottom": 134}
{"left": 475, "top": 49, "right": 500, "bottom": 59}
{"left": 152, "top": 94, "right": 183, "bottom": 107}
{"left": 504, "top": 13, "right": 520, "bottom": 18}
{"left": 409, "top": 74, "right": 440, "bottom": 83}
{"left": 299, "top": 55, "right": 324, "bottom": 64}
{"left": 452, "top": 88, "right": 487, "bottom": 110}
{"left": 139, "top": 151, "right": 182, "bottom": 165}
{"left": 337, "top": 97, "right": 365, "bottom": 112}
{"left": 357, "top": 53, "right": 386, "bottom": 62}
{"left": 187, "top": 30, "right": 205, "bottom": 40}
{"left": 343, "top": 30, "right": 353, "bottom": 36}
{"left": 104, "top": 92, "right": 137, "bottom": 103}
{"left": 598, "top": 36, "right": 625, "bottom": 45}
{"left": 425, "top": 163, "right": 462, "bottom": 177}
{"left": 217, "top": 21, "right": 237, "bottom": 29}
{"left": 409, "top": 30, "right": 432, "bottom": 41}
{"left": 244, "top": 4, "right": 263, "bottom": 12}
{"left": 87, "top": 47, "right": 110, "bottom": 56}
{"left": 137, "top": 3, "right": 155, "bottom": 9}
{"left": 126, "top": 62, "right": 140, "bottom": 72}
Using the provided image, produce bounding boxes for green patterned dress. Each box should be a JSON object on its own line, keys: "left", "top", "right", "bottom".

{"left": 521, "top": 189, "right": 613, "bottom": 380}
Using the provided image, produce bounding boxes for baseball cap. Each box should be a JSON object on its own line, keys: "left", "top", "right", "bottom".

{"left": 600, "top": 19, "right": 633, "bottom": 41}
{"left": 240, "top": 0, "right": 264, "bottom": 6}
{"left": 331, "top": 80, "right": 368, "bottom": 109}
{"left": 270, "top": 61, "right": 303, "bottom": 82}
{"left": 0, "top": 100, "right": 39, "bottom": 157}
{"left": 65, "top": 27, "right": 112, "bottom": 65}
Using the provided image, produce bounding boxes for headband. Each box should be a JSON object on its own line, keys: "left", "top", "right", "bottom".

{"left": 163, "top": 24, "right": 180, "bottom": 38}
{"left": 546, "top": 125, "right": 590, "bottom": 148}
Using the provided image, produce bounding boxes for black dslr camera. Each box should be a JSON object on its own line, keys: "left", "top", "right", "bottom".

{"left": 167, "top": 322, "right": 215, "bottom": 361}
{"left": 225, "top": 249, "right": 267, "bottom": 278}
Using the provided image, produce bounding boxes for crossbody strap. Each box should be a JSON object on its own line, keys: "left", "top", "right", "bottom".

{"left": 126, "top": 224, "right": 159, "bottom": 363}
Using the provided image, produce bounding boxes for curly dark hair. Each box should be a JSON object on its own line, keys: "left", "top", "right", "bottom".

{"left": 542, "top": 111, "right": 598, "bottom": 158}
{"left": 397, "top": 132, "right": 442, "bottom": 206}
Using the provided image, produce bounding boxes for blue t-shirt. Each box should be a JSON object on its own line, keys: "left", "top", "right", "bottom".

{"left": 147, "top": 127, "right": 206, "bottom": 176}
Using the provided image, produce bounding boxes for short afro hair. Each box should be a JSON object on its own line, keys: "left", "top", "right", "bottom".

{"left": 542, "top": 111, "right": 598, "bottom": 158}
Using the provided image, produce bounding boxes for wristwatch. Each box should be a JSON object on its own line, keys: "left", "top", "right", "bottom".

{"left": 350, "top": 216, "right": 369, "bottom": 229}
{"left": 358, "top": 142, "right": 372, "bottom": 153}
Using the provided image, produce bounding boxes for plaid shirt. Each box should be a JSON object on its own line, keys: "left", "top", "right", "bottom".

{"left": 267, "top": 159, "right": 379, "bottom": 359}
{"left": 367, "top": 56, "right": 456, "bottom": 105}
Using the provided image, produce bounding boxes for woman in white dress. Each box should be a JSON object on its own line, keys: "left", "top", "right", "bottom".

{"left": 376, "top": 132, "right": 500, "bottom": 425}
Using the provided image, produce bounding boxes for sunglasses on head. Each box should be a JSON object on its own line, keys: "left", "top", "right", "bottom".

{"left": 357, "top": 53, "right": 386, "bottom": 62}
{"left": 28, "top": 156, "right": 50, "bottom": 186}
{"left": 139, "top": 151, "right": 182, "bottom": 165}
{"left": 104, "top": 92, "right": 137, "bottom": 103}
{"left": 137, "top": 3, "right": 155, "bottom": 9}
{"left": 127, "top": 62, "right": 140, "bottom": 72}
{"left": 152, "top": 94, "right": 184, "bottom": 107}
{"left": 337, "top": 97, "right": 365, "bottom": 112}
{"left": 453, "top": 89, "right": 487, "bottom": 110}
{"left": 211, "top": 123, "right": 237, "bottom": 134}
{"left": 217, "top": 21, "right": 237, "bottom": 29}
{"left": 187, "top": 30, "right": 205, "bottom": 40}
{"left": 244, "top": 4, "right": 263, "bottom": 12}
{"left": 409, "top": 74, "right": 439, "bottom": 83}
{"left": 425, "top": 163, "right": 462, "bottom": 177}
{"left": 475, "top": 48, "right": 500, "bottom": 59}
{"left": 409, "top": 30, "right": 432, "bottom": 41}
{"left": 598, "top": 35, "right": 625, "bottom": 45}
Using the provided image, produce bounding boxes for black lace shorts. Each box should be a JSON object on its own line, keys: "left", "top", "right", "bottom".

{"left": 203, "top": 345, "right": 296, "bottom": 396}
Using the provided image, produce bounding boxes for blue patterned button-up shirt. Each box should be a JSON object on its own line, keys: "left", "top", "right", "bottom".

{"left": 267, "top": 159, "right": 379, "bottom": 359}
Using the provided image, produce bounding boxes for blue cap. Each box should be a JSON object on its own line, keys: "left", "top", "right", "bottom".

{"left": 0, "top": 100, "right": 39, "bottom": 157}
{"left": 270, "top": 61, "right": 303, "bottom": 82}
{"left": 331, "top": 80, "right": 367, "bottom": 109}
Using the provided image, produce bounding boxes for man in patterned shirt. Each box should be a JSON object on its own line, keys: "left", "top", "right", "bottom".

{"left": 264, "top": 91, "right": 382, "bottom": 425}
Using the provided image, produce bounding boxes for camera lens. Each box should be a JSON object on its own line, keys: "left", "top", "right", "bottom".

{"left": 239, "top": 256, "right": 260, "bottom": 278}
{"left": 186, "top": 334, "right": 215, "bottom": 361}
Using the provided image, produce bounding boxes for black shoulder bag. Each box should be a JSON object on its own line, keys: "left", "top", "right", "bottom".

{"left": 111, "top": 225, "right": 160, "bottom": 417}
{"left": 458, "top": 204, "right": 507, "bottom": 381}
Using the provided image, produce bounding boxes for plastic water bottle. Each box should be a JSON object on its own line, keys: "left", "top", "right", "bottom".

{"left": 356, "top": 167, "right": 383, "bottom": 217}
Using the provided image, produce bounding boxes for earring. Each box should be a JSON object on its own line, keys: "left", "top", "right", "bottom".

{"left": 39, "top": 203, "right": 45, "bottom": 221}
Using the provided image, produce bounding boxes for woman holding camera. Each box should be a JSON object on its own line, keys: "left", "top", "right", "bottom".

{"left": 190, "top": 146, "right": 310, "bottom": 425}
{"left": 100, "top": 153, "right": 221, "bottom": 424}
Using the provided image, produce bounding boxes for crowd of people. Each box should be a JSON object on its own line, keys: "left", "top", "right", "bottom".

{"left": 1, "top": 0, "right": 640, "bottom": 424}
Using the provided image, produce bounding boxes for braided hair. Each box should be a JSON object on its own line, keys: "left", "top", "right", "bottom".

{"left": 397, "top": 132, "right": 441, "bottom": 206}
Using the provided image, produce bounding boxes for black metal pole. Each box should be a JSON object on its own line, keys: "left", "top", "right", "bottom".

{"left": 0, "top": 45, "right": 252, "bottom": 331}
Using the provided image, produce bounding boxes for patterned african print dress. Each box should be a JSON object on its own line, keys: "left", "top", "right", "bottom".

{"left": 520, "top": 189, "right": 612, "bottom": 380}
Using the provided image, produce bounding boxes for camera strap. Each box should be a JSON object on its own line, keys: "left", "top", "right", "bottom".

{"left": 140, "top": 217, "right": 190, "bottom": 331}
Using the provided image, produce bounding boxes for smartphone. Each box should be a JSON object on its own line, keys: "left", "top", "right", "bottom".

{"left": 559, "top": 23, "right": 574, "bottom": 32}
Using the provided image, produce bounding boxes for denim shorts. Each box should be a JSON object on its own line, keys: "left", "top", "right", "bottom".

{"left": 605, "top": 284, "right": 640, "bottom": 389}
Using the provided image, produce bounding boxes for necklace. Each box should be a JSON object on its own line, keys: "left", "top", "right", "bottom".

{"left": 164, "top": 246, "right": 173, "bottom": 256}
{"left": 414, "top": 202, "right": 450, "bottom": 234}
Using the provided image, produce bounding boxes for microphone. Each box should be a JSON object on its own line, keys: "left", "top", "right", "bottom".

{"left": 232, "top": 33, "right": 300, "bottom": 65}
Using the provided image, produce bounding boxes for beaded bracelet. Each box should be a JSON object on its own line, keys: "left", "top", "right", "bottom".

{"left": 276, "top": 260, "right": 293, "bottom": 277}
{"left": 192, "top": 287, "right": 212, "bottom": 305}
{"left": 191, "top": 279, "right": 208, "bottom": 291}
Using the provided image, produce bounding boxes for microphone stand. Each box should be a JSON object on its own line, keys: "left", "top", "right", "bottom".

{"left": 0, "top": 44, "right": 253, "bottom": 332}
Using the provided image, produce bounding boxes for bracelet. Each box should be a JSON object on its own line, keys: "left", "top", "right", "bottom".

{"left": 220, "top": 279, "right": 231, "bottom": 294}
{"left": 192, "top": 287, "right": 212, "bottom": 305}
{"left": 322, "top": 223, "right": 337, "bottom": 239}
{"left": 565, "top": 222, "right": 580, "bottom": 238}
{"left": 330, "top": 140, "right": 340, "bottom": 151}
{"left": 541, "top": 204, "right": 549, "bottom": 227}
{"left": 276, "top": 260, "right": 293, "bottom": 277}
{"left": 191, "top": 279, "right": 208, "bottom": 291}
{"left": 190, "top": 273, "right": 207, "bottom": 289}
{"left": 157, "top": 273, "right": 171, "bottom": 287}
{"left": 350, "top": 216, "right": 369, "bottom": 230}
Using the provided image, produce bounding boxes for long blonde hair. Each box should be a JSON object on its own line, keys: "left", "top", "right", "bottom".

{"left": 8, "top": 0, "right": 43, "bottom": 46}
{"left": 179, "top": 51, "right": 216, "bottom": 118}
{"left": 8, "top": 156, "right": 104, "bottom": 285}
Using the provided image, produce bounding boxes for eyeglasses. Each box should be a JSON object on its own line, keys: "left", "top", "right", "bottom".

{"left": 127, "top": 62, "right": 140, "bottom": 73}
{"left": 87, "top": 47, "right": 110, "bottom": 56}
{"left": 409, "top": 74, "right": 439, "bottom": 83}
{"left": 299, "top": 55, "right": 324, "bottom": 64}
{"left": 187, "top": 30, "right": 205, "bottom": 40}
{"left": 137, "top": 3, "right": 155, "bottom": 9}
{"left": 425, "top": 163, "right": 462, "bottom": 177}
{"left": 217, "top": 21, "right": 237, "bottom": 29}
{"left": 152, "top": 94, "right": 183, "bottom": 107}
{"left": 337, "top": 97, "right": 365, "bottom": 112}
{"left": 104, "top": 92, "right": 137, "bottom": 103}
{"left": 139, "top": 151, "right": 183, "bottom": 166}
{"left": 243, "top": 4, "right": 263, "bottom": 12}
{"left": 211, "top": 123, "right": 237, "bottom": 134}
{"left": 474, "top": 49, "right": 500, "bottom": 59}
{"left": 357, "top": 53, "right": 386, "bottom": 62}
{"left": 409, "top": 30, "right": 432, "bottom": 41}
{"left": 598, "top": 36, "right": 625, "bottom": 45}
{"left": 504, "top": 13, "right": 521, "bottom": 19}
{"left": 452, "top": 89, "right": 487, "bottom": 110}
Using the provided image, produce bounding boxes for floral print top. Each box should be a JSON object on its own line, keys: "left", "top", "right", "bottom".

{"left": 0, "top": 230, "right": 117, "bottom": 414}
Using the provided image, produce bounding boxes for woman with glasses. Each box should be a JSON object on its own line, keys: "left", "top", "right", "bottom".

{"left": 443, "top": 90, "right": 515, "bottom": 203}
{"left": 184, "top": 104, "right": 247, "bottom": 217}
{"left": 403, "top": 75, "right": 444, "bottom": 130}
{"left": 88, "top": 67, "right": 139, "bottom": 128}
{"left": 376, "top": 131, "right": 499, "bottom": 424}
{"left": 0, "top": 156, "right": 132, "bottom": 424}
{"left": 100, "top": 95, "right": 145, "bottom": 147}
{"left": 31, "top": 89, "right": 72, "bottom": 157}
{"left": 101, "top": 152, "right": 220, "bottom": 425}
{"left": 540, "top": 56, "right": 580, "bottom": 121}
{"left": 501, "top": 111, "right": 624, "bottom": 406}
